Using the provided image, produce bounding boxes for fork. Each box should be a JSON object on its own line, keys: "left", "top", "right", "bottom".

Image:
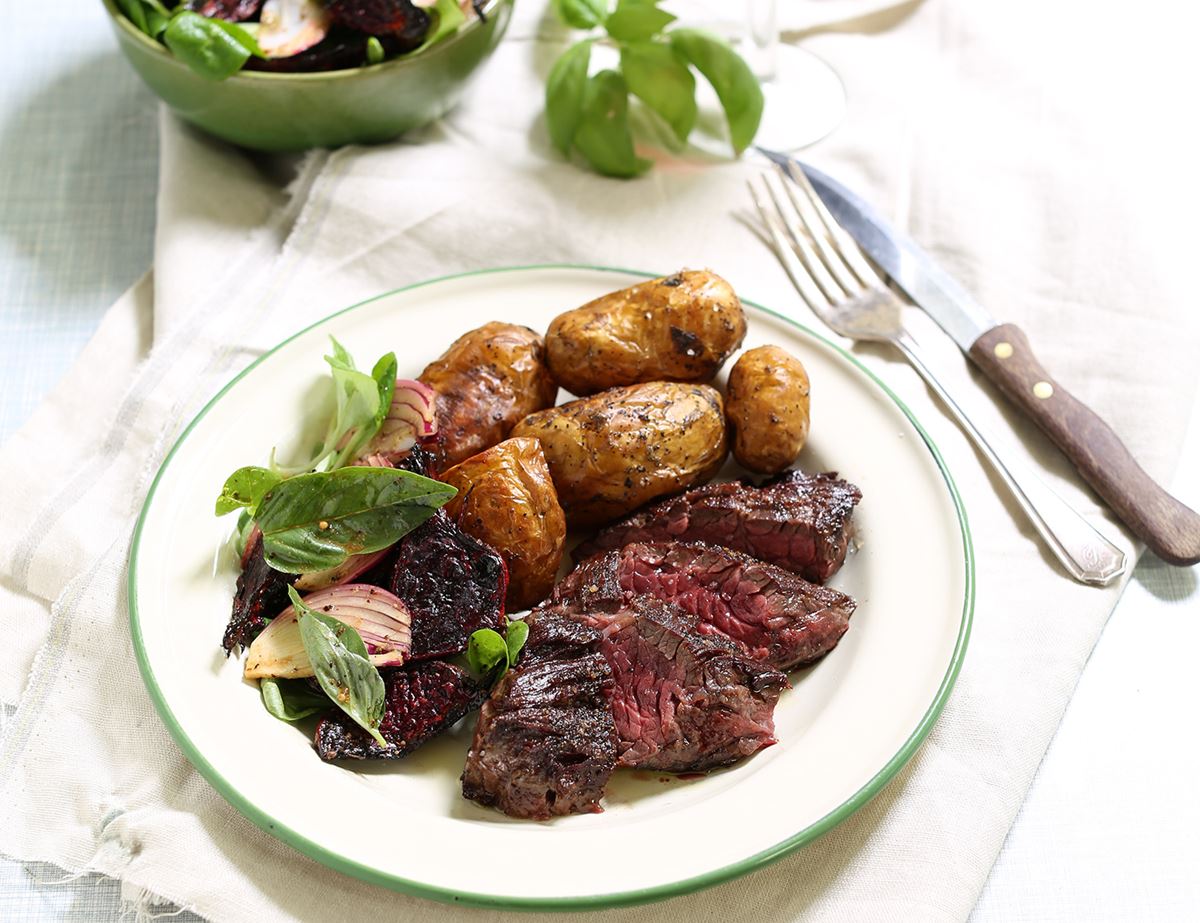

{"left": 749, "top": 164, "right": 1128, "bottom": 586}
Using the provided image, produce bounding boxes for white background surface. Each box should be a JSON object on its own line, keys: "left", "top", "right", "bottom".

{"left": 2, "top": 1, "right": 1197, "bottom": 920}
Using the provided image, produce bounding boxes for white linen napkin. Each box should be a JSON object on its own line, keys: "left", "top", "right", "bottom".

{"left": 3, "top": 0, "right": 1199, "bottom": 920}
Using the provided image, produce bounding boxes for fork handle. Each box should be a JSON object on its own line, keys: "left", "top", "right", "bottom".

{"left": 893, "top": 332, "right": 1127, "bottom": 585}
{"left": 969, "top": 323, "right": 1200, "bottom": 566}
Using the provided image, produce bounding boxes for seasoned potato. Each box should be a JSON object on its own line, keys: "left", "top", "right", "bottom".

{"left": 420, "top": 322, "right": 558, "bottom": 468}
{"left": 726, "top": 345, "right": 811, "bottom": 474}
{"left": 511, "top": 382, "right": 728, "bottom": 527}
{"left": 545, "top": 270, "right": 747, "bottom": 396}
{"left": 442, "top": 438, "right": 567, "bottom": 611}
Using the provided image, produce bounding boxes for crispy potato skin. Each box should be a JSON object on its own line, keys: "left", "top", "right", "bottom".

{"left": 419, "top": 322, "right": 558, "bottom": 468}
{"left": 545, "top": 270, "right": 747, "bottom": 396}
{"left": 511, "top": 382, "right": 728, "bottom": 527}
{"left": 726, "top": 345, "right": 811, "bottom": 474}
{"left": 442, "top": 438, "right": 567, "bottom": 611}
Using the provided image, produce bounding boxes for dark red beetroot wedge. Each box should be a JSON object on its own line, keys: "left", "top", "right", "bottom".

{"left": 326, "top": 0, "right": 431, "bottom": 38}
{"left": 389, "top": 509, "right": 508, "bottom": 660}
{"left": 576, "top": 470, "right": 862, "bottom": 583}
{"left": 315, "top": 661, "right": 486, "bottom": 761}
{"left": 222, "top": 531, "right": 297, "bottom": 654}
{"left": 554, "top": 541, "right": 855, "bottom": 670}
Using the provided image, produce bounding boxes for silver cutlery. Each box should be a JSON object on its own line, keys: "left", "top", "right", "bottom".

{"left": 749, "top": 164, "right": 1129, "bottom": 585}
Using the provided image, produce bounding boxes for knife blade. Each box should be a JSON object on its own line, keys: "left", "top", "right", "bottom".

{"left": 759, "top": 148, "right": 1200, "bottom": 567}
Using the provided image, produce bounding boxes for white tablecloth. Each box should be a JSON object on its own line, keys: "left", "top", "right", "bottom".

{"left": 2, "top": 1, "right": 1198, "bottom": 920}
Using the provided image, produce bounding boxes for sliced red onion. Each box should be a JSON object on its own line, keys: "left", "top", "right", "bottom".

{"left": 244, "top": 584, "right": 412, "bottom": 679}
{"left": 292, "top": 549, "right": 390, "bottom": 592}
{"left": 366, "top": 379, "right": 439, "bottom": 458}
{"left": 359, "top": 453, "right": 395, "bottom": 468}
{"left": 258, "top": 0, "right": 331, "bottom": 59}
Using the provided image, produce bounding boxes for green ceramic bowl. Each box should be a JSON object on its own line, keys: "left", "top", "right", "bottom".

{"left": 102, "top": 0, "right": 514, "bottom": 151}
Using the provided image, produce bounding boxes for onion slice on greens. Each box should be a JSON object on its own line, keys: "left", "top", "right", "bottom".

{"left": 244, "top": 584, "right": 412, "bottom": 679}
{"left": 292, "top": 548, "right": 390, "bottom": 592}
{"left": 364, "top": 379, "right": 438, "bottom": 459}
{"left": 257, "top": 0, "right": 331, "bottom": 58}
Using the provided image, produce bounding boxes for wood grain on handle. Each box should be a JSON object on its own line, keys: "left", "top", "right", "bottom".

{"left": 969, "top": 324, "right": 1200, "bottom": 566}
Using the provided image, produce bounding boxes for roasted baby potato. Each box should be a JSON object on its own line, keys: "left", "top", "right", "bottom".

{"left": 725, "top": 345, "right": 811, "bottom": 474}
{"left": 511, "top": 382, "right": 728, "bottom": 527}
{"left": 420, "top": 322, "right": 558, "bottom": 468}
{"left": 545, "top": 270, "right": 747, "bottom": 396}
{"left": 442, "top": 438, "right": 567, "bottom": 611}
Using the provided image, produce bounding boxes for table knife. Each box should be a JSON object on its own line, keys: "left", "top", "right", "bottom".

{"left": 765, "top": 151, "right": 1200, "bottom": 567}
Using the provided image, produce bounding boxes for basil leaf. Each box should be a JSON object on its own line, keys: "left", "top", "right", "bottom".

{"left": 619, "top": 41, "right": 697, "bottom": 143}
{"left": 605, "top": 5, "right": 675, "bottom": 43}
{"left": 366, "top": 36, "right": 385, "bottom": 65}
{"left": 467, "top": 628, "right": 508, "bottom": 676}
{"left": 255, "top": 467, "right": 456, "bottom": 573}
{"left": 322, "top": 338, "right": 386, "bottom": 470}
{"left": 260, "top": 677, "right": 330, "bottom": 722}
{"left": 505, "top": 619, "right": 529, "bottom": 667}
{"left": 553, "top": 0, "right": 608, "bottom": 30}
{"left": 231, "top": 509, "right": 256, "bottom": 560}
{"left": 164, "top": 12, "right": 254, "bottom": 81}
{"left": 574, "top": 70, "right": 652, "bottom": 178}
{"left": 371, "top": 352, "right": 398, "bottom": 432}
{"left": 292, "top": 587, "right": 388, "bottom": 747}
{"left": 215, "top": 465, "right": 283, "bottom": 516}
{"left": 208, "top": 17, "right": 267, "bottom": 59}
{"left": 546, "top": 40, "right": 593, "bottom": 156}
{"left": 115, "top": 0, "right": 150, "bottom": 34}
{"left": 669, "top": 28, "right": 763, "bottom": 154}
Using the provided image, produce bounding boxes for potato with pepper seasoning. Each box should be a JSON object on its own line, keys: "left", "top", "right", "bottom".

{"left": 725, "top": 345, "right": 811, "bottom": 474}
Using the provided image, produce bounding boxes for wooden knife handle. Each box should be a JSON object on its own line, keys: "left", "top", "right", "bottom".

{"left": 969, "top": 324, "right": 1200, "bottom": 566}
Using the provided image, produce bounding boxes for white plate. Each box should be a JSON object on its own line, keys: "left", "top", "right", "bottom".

{"left": 130, "top": 266, "right": 973, "bottom": 909}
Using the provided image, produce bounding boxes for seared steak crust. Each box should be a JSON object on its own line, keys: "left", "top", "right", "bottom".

{"left": 576, "top": 470, "right": 861, "bottom": 582}
{"left": 315, "top": 661, "right": 485, "bottom": 761}
{"left": 462, "top": 613, "right": 618, "bottom": 819}
{"left": 556, "top": 542, "right": 854, "bottom": 670}
{"left": 222, "top": 532, "right": 296, "bottom": 654}
{"left": 389, "top": 510, "right": 508, "bottom": 659}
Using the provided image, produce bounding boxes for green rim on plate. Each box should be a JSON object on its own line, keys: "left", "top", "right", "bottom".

{"left": 128, "top": 264, "right": 974, "bottom": 911}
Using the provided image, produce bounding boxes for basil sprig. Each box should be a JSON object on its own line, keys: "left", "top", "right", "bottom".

{"left": 545, "top": 0, "right": 764, "bottom": 177}
{"left": 289, "top": 586, "right": 389, "bottom": 747}
{"left": 254, "top": 467, "right": 456, "bottom": 573}
{"left": 467, "top": 619, "right": 530, "bottom": 684}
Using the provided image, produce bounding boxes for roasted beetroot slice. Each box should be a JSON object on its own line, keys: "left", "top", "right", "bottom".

{"left": 315, "top": 661, "right": 486, "bottom": 761}
{"left": 222, "top": 532, "right": 297, "bottom": 654}
{"left": 326, "top": 0, "right": 430, "bottom": 37}
{"left": 390, "top": 510, "right": 508, "bottom": 659}
{"left": 245, "top": 27, "right": 427, "bottom": 73}
{"left": 187, "top": 0, "right": 264, "bottom": 21}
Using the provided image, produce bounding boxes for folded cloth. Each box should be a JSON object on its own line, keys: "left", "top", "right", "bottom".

{"left": 2, "top": 0, "right": 1198, "bottom": 920}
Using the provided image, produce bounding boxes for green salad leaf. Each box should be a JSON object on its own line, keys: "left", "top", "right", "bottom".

{"left": 574, "top": 70, "right": 652, "bottom": 178}
{"left": 421, "top": 0, "right": 468, "bottom": 49}
{"left": 468, "top": 619, "right": 531, "bottom": 684}
{"left": 366, "top": 36, "right": 386, "bottom": 65}
{"left": 215, "top": 466, "right": 282, "bottom": 517}
{"left": 164, "top": 12, "right": 261, "bottom": 82}
{"left": 291, "top": 587, "right": 388, "bottom": 747}
{"left": 669, "top": 28, "right": 764, "bottom": 153}
{"left": 260, "top": 677, "right": 331, "bottom": 722}
{"left": 254, "top": 466, "right": 456, "bottom": 573}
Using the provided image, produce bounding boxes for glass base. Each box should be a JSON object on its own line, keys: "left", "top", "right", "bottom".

{"left": 753, "top": 45, "right": 846, "bottom": 152}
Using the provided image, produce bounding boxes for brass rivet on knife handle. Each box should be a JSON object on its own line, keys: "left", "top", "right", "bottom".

{"left": 969, "top": 323, "right": 1200, "bottom": 566}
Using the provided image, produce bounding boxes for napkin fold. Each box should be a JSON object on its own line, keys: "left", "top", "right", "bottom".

{"left": 3, "top": 1, "right": 1199, "bottom": 921}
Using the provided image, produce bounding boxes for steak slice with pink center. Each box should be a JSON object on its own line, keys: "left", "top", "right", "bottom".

{"left": 555, "top": 541, "right": 855, "bottom": 670}
{"left": 575, "top": 470, "right": 862, "bottom": 583}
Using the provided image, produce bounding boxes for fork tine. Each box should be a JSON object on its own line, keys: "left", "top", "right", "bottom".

{"left": 748, "top": 178, "right": 829, "bottom": 314}
{"left": 760, "top": 171, "right": 847, "bottom": 304}
{"left": 770, "top": 163, "right": 861, "bottom": 295}
{"left": 781, "top": 161, "right": 884, "bottom": 289}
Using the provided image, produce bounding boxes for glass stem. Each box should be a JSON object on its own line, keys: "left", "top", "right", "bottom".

{"left": 747, "top": 0, "right": 779, "bottom": 83}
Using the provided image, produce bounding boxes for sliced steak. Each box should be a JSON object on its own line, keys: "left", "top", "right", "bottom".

{"left": 462, "top": 613, "right": 618, "bottom": 819}
{"left": 315, "top": 661, "right": 485, "bottom": 761}
{"left": 389, "top": 510, "right": 508, "bottom": 660}
{"left": 576, "top": 470, "right": 861, "bottom": 582}
{"left": 222, "top": 531, "right": 296, "bottom": 654}
{"left": 555, "top": 542, "right": 854, "bottom": 670}
{"left": 572, "top": 600, "right": 788, "bottom": 771}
